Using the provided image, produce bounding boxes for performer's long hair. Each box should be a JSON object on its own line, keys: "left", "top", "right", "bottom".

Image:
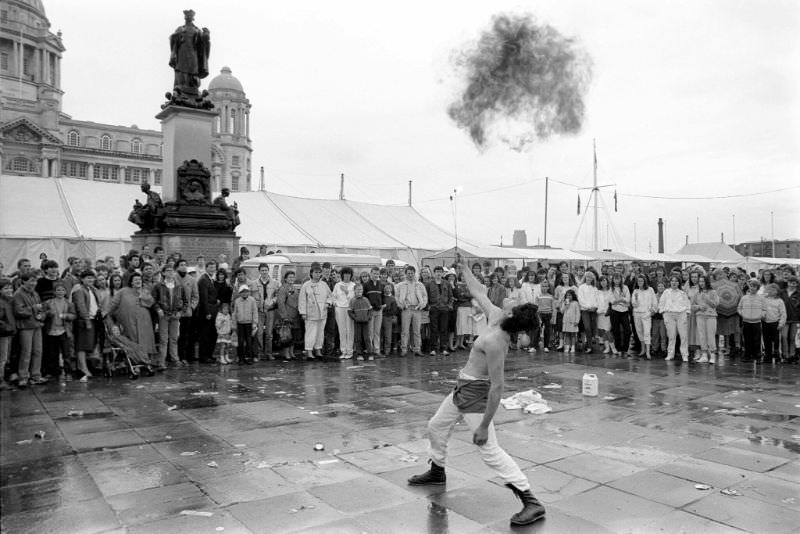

{"left": 500, "top": 303, "right": 538, "bottom": 334}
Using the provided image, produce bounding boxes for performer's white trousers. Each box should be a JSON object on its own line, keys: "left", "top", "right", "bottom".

{"left": 426, "top": 392, "right": 530, "bottom": 491}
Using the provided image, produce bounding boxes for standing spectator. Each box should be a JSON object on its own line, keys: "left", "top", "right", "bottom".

{"left": 396, "top": 265, "right": 427, "bottom": 357}
{"left": 231, "top": 246, "right": 250, "bottom": 272}
{"left": 215, "top": 303, "right": 233, "bottom": 364}
{"left": 43, "top": 282, "right": 75, "bottom": 378}
{"left": 35, "top": 260, "right": 61, "bottom": 302}
{"left": 276, "top": 271, "right": 301, "bottom": 361}
{"left": 738, "top": 279, "right": 766, "bottom": 363}
{"left": 122, "top": 252, "right": 142, "bottom": 286}
{"left": 683, "top": 271, "right": 701, "bottom": 360}
{"left": 175, "top": 260, "right": 198, "bottom": 364}
{"left": 425, "top": 266, "right": 454, "bottom": 356}
{"left": 363, "top": 266, "right": 385, "bottom": 356}
{"left": 214, "top": 269, "right": 233, "bottom": 307}
{"left": 692, "top": 274, "right": 719, "bottom": 364}
{"left": 487, "top": 273, "right": 506, "bottom": 309}
{"left": 256, "top": 245, "right": 269, "bottom": 257}
{"left": 298, "top": 262, "right": 332, "bottom": 360}
{"left": 349, "top": 283, "right": 373, "bottom": 360}
{"left": 650, "top": 281, "right": 668, "bottom": 357}
{"left": 554, "top": 272, "right": 578, "bottom": 351}
{"left": 72, "top": 270, "right": 102, "bottom": 380}
{"left": 0, "top": 279, "right": 16, "bottom": 390}
{"left": 252, "top": 263, "right": 279, "bottom": 361}
{"left": 153, "top": 246, "right": 167, "bottom": 269}
{"left": 152, "top": 264, "right": 187, "bottom": 370}
{"left": 13, "top": 272, "right": 48, "bottom": 387}
{"left": 11, "top": 258, "right": 32, "bottom": 291}
{"left": 382, "top": 283, "right": 400, "bottom": 354}
{"left": 762, "top": 283, "right": 786, "bottom": 363}
{"left": 596, "top": 276, "right": 614, "bottom": 355}
{"left": 631, "top": 274, "right": 657, "bottom": 359}
{"left": 535, "top": 279, "right": 554, "bottom": 353}
{"left": 609, "top": 273, "right": 630, "bottom": 357}
{"left": 780, "top": 276, "right": 799, "bottom": 363}
{"left": 561, "top": 289, "right": 580, "bottom": 353}
{"left": 333, "top": 267, "right": 356, "bottom": 360}
{"left": 107, "top": 272, "right": 157, "bottom": 361}
{"left": 659, "top": 275, "right": 691, "bottom": 362}
{"left": 453, "top": 271, "right": 474, "bottom": 351}
{"left": 577, "top": 271, "right": 599, "bottom": 353}
{"left": 197, "top": 261, "right": 219, "bottom": 363}
{"left": 232, "top": 285, "right": 258, "bottom": 365}
{"left": 321, "top": 262, "right": 339, "bottom": 358}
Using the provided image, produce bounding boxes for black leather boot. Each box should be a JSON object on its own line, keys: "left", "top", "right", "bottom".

{"left": 407, "top": 461, "right": 446, "bottom": 485}
{"left": 506, "top": 483, "right": 546, "bottom": 525}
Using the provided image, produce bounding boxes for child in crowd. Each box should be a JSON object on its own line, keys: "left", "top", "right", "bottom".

{"left": 349, "top": 283, "right": 373, "bottom": 360}
{"left": 233, "top": 285, "right": 258, "bottom": 365}
{"left": 215, "top": 302, "right": 232, "bottom": 364}
{"left": 651, "top": 281, "right": 667, "bottom": 357}
{"left": 738, "top": 279, "right": 766, "bottom": 363}
{"left": 0, "top": 279, "right": 16, "bottom": 390}
{"left": 381, "top": 283, "right": 400, "bottom": 355}
{"left": 43, "top": 282, "right": 76, "bottom": 378}
{"left": 561, "top": 289, "right": 580, "bottom": 353}
{"left": 535, "top": 279, "right": 554, "bottom": 353}
{"left": 762, "top": 283, "right": 786, "bottom": 363}
{"left": 596, "top": 276, "right": 614, "bottom": 355}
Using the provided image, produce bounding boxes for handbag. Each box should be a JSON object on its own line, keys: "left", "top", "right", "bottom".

{"left": 276, "top": 320, "right": 293, "bottom": 347}
{"left": 605, "top": 302, "right": 613, "bottom": 317}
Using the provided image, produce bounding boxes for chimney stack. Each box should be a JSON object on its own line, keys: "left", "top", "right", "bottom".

{"left": 685, "top": 235, "right": 689, "bottom": 245}
{"left": 259, "top": 166, "right": 265, "bottom": 191}
{"left": 721, "top": 232, "right": 724, "bottom": 243}
{"left": 657, "top": 218, "right": 664, "bottom": 253}
{"left": 408, "top": 180, "right": 412, "bottom": 207}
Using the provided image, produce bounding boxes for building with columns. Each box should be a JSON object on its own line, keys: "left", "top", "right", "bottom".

{"left": 0, "top": 0, "right": 254, "bottom": 191}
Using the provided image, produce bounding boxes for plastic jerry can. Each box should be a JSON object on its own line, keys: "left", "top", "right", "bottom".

{"left": 582, "top": 373, "right": 598, "bottom": 396}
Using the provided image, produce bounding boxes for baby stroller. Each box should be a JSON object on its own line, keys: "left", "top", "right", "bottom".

{"left": 102, "top": 319, "right": 155, "bottom": 379}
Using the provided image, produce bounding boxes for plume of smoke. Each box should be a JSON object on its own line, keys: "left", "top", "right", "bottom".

{"left": 448, "top": 13, "right": 593, "bottom": 151}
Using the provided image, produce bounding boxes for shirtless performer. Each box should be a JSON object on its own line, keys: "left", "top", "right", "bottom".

{"left": 408, "top": 261, "right": 545, "bottom": 526}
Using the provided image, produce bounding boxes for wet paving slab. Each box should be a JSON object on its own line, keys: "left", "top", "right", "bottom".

{"left": 1, "top": 349, "right": 798, "bottom": 533}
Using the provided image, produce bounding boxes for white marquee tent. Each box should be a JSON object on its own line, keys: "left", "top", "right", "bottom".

{"left": 0, "top": 174, "right": 473, "bottom": 268}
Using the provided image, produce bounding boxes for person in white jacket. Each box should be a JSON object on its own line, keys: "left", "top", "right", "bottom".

{"left": 298, "top": 262, "right": 333, "bottom": 359}
{"left": 332, "top": 267, "right": 357, "bottom": 359}
{"left": 577, "top": 271, "right": 600, "bottom": 353}
{"left": 658, "top": 275, "right": 691, "bottom": 362}
{"left": 631, "top": 274, "right": 657, "bottom": 359}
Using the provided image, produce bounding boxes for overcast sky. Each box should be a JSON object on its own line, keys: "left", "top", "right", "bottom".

{"left": 47, "top": 0, "right": 799, "bottom": 254}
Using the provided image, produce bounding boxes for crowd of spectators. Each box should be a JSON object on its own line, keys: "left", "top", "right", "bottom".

{"left": 1, "top": 246, "right": 797, "bottom": 390}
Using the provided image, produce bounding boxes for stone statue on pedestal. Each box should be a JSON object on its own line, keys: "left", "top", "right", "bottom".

{"left": 128, "top": 183, "right": 164, "bottom": 232}
{"left": 212, "top": 188, "right": 241, "bottom": 229}
{"left": 164, "top": 9, "right": 214, "bottom": 110}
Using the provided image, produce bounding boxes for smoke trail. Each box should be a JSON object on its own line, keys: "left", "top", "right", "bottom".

{"left": 448, "top": 13, "right": 593, "bottom": 151}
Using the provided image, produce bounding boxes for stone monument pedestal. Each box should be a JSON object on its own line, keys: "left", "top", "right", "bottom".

{"left": 155, "top": 106, "right": 217, "bottom": 203}
{"left": 132, "top": 232, "right": 239, "bottom": 265}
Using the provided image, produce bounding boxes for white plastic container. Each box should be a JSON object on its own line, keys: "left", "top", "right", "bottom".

{"left": 582, "top": 373, "right": 598, "bottom": 396}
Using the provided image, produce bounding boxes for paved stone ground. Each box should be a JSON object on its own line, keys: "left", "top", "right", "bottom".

{"left": 1, "top": 350, "right": 798, "bottom": 534}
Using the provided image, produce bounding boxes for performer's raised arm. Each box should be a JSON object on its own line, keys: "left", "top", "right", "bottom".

{"left": 459, "top": 261, "right": 493, "bottom": 315}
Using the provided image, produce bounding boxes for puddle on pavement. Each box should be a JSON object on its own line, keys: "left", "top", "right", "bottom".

{"left": 175, "top": 396, "right": 219, "bottom": 409}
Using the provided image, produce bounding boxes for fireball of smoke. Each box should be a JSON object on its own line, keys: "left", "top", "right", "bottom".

{"left": 448, "top": 13, "right": 593, "bottom": 151}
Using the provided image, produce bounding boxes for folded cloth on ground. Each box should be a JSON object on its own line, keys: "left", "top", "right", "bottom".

{"left": 501, "top": 389, "right": 552, "bottom": 414}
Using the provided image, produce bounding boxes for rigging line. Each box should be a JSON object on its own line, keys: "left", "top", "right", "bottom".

{"left": 618, "top": 185, "right": 799, "bottom": 200}
{"left": 597, "top": 193, "right": 625, "bottom": 251}
{"left": 570, "top": 190, "right": 594, "bottom": 250}
{"left": 413, "top": 178, "right": 546, "bottom": 204}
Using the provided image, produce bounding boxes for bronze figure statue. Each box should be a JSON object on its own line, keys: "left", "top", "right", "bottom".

{"left": 164, "top": 9, "right": 214, "bottom": 109}
{"left": 129, "top": 183, "right": 164, "bottom": 232}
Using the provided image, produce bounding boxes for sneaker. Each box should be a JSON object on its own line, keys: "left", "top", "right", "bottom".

{"left": 441, "top": 350, "right": 449, "bottom": 356}
{"left": 528, "top": 347, "right": 536, "bottom": 353}
{"left": 429, "top": 350, "right": 437, "bottom": 356}
{"left": 29, "top": 377, "right": 49, "bottom": 385}
{"left": 367, "top": 355, "right": 375, "bottom": 361}
{"left": 414, "top": 351, "right": 425, "bottom": 357}
{"left": 357, "top": 355, "right": 365, "bottom": 361}
{"left": 543, "top": 348, "right": 549, "bottom": 353}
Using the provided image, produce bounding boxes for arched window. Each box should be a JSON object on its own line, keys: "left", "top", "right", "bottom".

{"left": 100, "top": 134, "right": 112, "bottom": 151}
{"left": 11, "top": 156, "right": 33, "bottom": 173}
{"left": 67, "top": 130, "right": 80, "bottom": 147}
{"left": 229, "top": 109, "right": 236, "bottom": 134}
{"left": 131, "top": 138, "right": 142, "bottom": 154}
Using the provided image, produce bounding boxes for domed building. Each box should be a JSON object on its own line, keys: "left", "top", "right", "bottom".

{"left": 0, "top": 0, "right": 254, "bottom": 191}
{"left": 208, "top": 67, "right": 253, "bottom": 192}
